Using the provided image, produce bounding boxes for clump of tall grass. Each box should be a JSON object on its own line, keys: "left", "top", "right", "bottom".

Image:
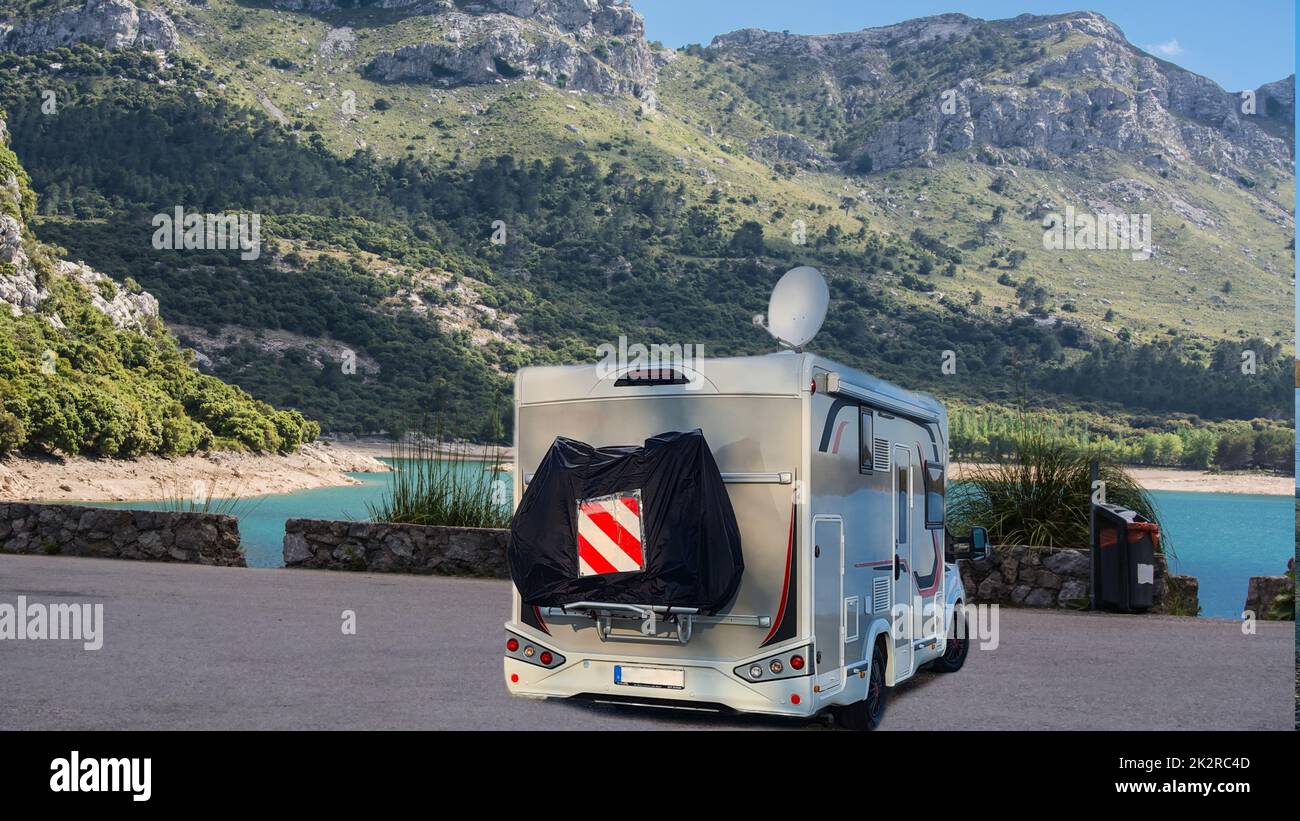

{"left": 949, "top": 433, "right": 1168, "bottom": 553}
{"left": 367, "top": 431, "right": 511, "bottom": 529}
{"left": 154, "top": 476, "right": 262, "bottom": 518}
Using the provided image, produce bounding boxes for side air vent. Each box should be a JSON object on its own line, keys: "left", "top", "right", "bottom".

{"left": 872, "top": 439, "right": 890, "bottom": 472}
{"left": 872, "top": 577, "right": 890, "bottom": 614}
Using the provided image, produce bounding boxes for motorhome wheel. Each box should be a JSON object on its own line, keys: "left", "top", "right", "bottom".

{"left": 929, "top": 608, "right": 970, "bottom": 674}
{"left": 835, "top": 643, "right": 888, "bottom": 731}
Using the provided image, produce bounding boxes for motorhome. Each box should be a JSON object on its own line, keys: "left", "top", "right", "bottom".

{"left": 503, "top": 351, "right": 974, "bottom": 729}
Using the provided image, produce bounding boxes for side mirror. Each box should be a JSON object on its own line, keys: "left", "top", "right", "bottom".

{"left": 970, "top": 527, "right": 989, "bottom": 561}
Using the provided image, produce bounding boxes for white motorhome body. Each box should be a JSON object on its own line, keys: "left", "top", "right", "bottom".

{"left": 504, "top": 352, "right": 965, "bottom": 721}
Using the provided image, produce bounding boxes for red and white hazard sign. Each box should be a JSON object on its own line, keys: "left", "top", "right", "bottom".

{"left": 576, "top": 491, "right": 645, "bottom": 577}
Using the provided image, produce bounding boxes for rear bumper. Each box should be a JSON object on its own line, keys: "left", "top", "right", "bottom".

{"left": 504, "top": 653, "right": 820, "bottom": 718}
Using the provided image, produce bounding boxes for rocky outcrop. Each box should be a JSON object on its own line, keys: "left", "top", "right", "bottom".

{"left": 271, "top": 0, "right": 431, "bottom": 10}
{"left": 749, "top": 134, "right": 832, "bottom": 170}
{"left": 958, "top": 543, "right": 1193, "bottom": 613}
{"left": 1255, "top": 74, "right": 1295, "bottom": 127}
{"left": 709, "top": 11, "right": 1293, "bottom": 177}
{"left": 0, "top": 0, "right": 179, "bottom": 54}
{"left": 1, "top": 116, "right": 44, "bottom": 319}
{"left": 362, "top": 0, "right": 656, "bottom": 100}
{"left": 284, "top": 517, "right": 509, "bottom": 577}
{"left": 0, "top": 216, "right": 42, "bottom": 318}
{"left": 57, "top": 260, "right": 159, "bottom": 333}
{"left": 0, "top": 502, "right": 245, "bottom": 567}
{"left": 274, "top": 0, "right": 643, "bottom": 37}
{"left": 711, "top": 13, "right": 982, "bottom": 57}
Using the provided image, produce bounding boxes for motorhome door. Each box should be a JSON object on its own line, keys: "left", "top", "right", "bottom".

{"left": 813, "top": 516, "right": 843, "bottom": 693}
{"left": 892, "top": 444, "right": 914, "bottom": 680}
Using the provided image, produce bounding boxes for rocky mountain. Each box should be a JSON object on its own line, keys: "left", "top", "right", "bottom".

{"left": 0, "top": 0, "right": 178, "bottom": 54}
{"left": 245, "top": 0, "right": 659, "bottom": 99}
{"left": 360, "top": 0, "right": 657, "bottom": 100}
{"left": 706, "top": 12, "right": 1292, "bottom": 178}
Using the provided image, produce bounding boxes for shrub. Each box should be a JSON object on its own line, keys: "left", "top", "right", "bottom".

{"left": 949, "top": 433, "right": 1166, "bottom": 552}
{"left": 0, "top": 409, "right": 25, "bottom": 454}
{"left": 368, "top": 425, "right": 510, "bottom": 530}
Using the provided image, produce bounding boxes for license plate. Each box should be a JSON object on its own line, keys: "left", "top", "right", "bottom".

{"left": 614, "top": 665, "right": 685, "bottom": 690}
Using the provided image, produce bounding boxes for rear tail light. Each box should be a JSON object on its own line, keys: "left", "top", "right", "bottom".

{"left": 734, "top": 645, "right": 811, "bottom": 682}
{"left": 504, "top": 632, "right": 564, "bottom": 668}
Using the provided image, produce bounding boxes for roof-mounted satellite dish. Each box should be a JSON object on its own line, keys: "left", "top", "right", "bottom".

{"left": 755, "top": 266, "right": 829, "bottom": 352}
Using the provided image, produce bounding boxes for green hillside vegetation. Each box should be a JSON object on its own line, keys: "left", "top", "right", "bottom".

{"left": 0, "top": 111, "right": 318, "bottom": 457}
{"left": 949, "top": 407, "right": 1293, "bottom": 472}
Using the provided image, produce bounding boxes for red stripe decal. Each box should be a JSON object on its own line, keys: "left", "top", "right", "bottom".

{"left": 585, "top": 509, "right": 643, "bottom": 565}
{"left": 577, "top": 533, "right": 620, "bottom": 575}
{"left": 762, "top": 505, "right": 796, "bottom": 645}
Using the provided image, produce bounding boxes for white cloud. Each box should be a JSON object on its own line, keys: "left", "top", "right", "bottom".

{"left": 1146, "top": 38, "right": 1184, "bottom": 58}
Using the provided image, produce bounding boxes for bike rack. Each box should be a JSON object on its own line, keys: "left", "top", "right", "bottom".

{"left": 541, "top": 601, "right": 771, "bottom": 645}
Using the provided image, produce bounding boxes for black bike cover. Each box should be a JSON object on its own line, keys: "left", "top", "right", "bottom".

{"left": 508, "top": 429, "right": 743, "bottom": 613}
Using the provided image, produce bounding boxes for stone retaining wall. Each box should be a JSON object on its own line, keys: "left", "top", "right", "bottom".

{"left": 283, "top": 518, "right": 509, "bottom": 577}
{"left": 958, "top": 544, "right": 1194, "bottom": 613}
{"left": 1244, "top": 575, "right": 1294, "bottom": 620}
{"left": 0, "top": 502, "right": 245, "bottom": 567}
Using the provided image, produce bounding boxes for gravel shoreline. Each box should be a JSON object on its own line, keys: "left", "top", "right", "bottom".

{"left": 0, "top": 442, "right": 391, "bottom": 503}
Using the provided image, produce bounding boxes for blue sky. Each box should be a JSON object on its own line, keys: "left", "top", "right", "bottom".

{"left": 637, "top": 0, "right": 1295, "bottom": 91}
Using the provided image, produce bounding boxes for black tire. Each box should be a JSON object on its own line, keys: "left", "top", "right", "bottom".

{"left": 836, "top": 642, "right": 888, "bottom": 730}
{"left": 931, "top": 607, "right": 969, "bottom": 674}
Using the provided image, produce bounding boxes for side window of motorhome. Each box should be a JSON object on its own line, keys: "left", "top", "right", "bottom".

{"left": 896, "top": 463, "right": 908, "bottom": 543}
{"left": 858, "top": 407, "right": 873, "bottom": 473}
{"left": 924, "top": 463, "right": 945, "bottom": 529}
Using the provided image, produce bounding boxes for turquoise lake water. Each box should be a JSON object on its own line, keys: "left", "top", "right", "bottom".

{"left": 96, "top": 466, "right": 1292, "bottom": 620}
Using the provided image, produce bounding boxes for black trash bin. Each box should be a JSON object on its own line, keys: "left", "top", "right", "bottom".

{"left": 1092, "top": 503, "right": 1159, "bottom": 613}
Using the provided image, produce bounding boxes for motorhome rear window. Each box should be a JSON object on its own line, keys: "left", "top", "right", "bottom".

{"left": 615, "top": 369, "right": 689, "bottom": 386}
{"left": 923, "top": 463, "right": 945, "bottom": 529}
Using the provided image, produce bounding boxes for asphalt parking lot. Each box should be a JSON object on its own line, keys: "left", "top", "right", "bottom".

{"left": 0, "top": 554, "right": 1292, "bottom": 730}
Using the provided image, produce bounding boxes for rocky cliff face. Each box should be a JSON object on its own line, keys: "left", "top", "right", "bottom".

{"left": 711, "top": 12, "right": 982, "bottom": 57}
{"left": 0, "top": 116, "right": 159, "bottom": 331}
{"left": 0, "top": 0, "right": 178, "bottom": 54}
{"left": 709, "top": 11, "right": 1293, "bottom": 177}
{"left": 361, "top": 0, "right": 656, "bottom": 100}
{"left": 1256, "top": 74, "right": 1295, "bottom": 127}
